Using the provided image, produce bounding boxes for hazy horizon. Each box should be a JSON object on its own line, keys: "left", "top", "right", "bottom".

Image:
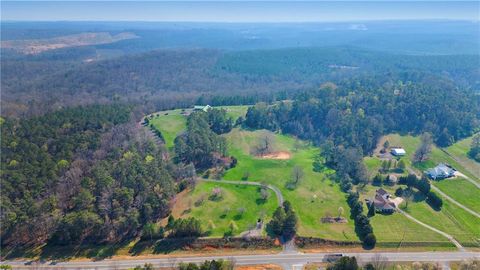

{"left": 2, "top": 1, "right": 479, "bottom": 22}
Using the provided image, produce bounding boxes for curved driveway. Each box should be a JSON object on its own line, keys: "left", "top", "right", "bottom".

{"left": 397, "top": 208, "right": 463, "bottom": 250}
{"left": 200, "top": 178, "right": 284, "bottom": 206}
{"left": 430, "top": 185, "right": 480, "bottom": 219}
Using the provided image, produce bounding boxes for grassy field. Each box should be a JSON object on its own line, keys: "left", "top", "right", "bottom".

{"left": 445, "top": 136, "right": 480, "bottom": 180}
{"left": 217, "top": 105, "right": 249, "bottom": 120}
{"left": 150, "top": 110, "right": 479, "bottom": 246}
{"left": 222, "top": 129, "right": 358, "bottom": 241}
{"left": 148, "top": 106, "right": 248, "bottom": 149}
{"left": 434, "top": 177, "right": 480, "bottom": 213}
{"left": 148, "top": 109, "right": 187, "bottom": 149}
{"left": 170, "top": 181, "right": 278, "bottom": 237}
{"left": 401, "top": 198, "right": 480, "bottom": 246}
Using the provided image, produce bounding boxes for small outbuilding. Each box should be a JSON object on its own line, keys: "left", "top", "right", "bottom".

{"left": 425, "top": 163, "right": 455, "bottom": 180}
{"left": 391, "top": 148, "right": 406, "bottom": 156}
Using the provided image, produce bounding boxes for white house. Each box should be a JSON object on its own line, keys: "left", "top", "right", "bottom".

{"left": 426, "top": 163, "right": 455, "bottom": 180}
{"left": 193, "top": 105, "right": 211, "bottom": 112}
{"left": 391, "top": 148, "right": 406, "bottom": 156}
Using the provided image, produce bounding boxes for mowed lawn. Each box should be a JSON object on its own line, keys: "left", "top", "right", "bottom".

{"left": 401, "top": 198, "right": 480, "bottom": 246}
{"left": 434, "top": 177, "right": 480, "bottom": 213}
{"left": 223, "top": 129, "right": 358, "bottom": 241}
{"left": 171, "top": 181, "right": 277, "bottom": 237}
{"left": 148, "top": 109, "right": 187, "bottom": 149}
{"left": 445, "top": 136, "right": 480, "bottom": 180}
{"left": 148, "top": 105, "right": 248, "bottom": 149}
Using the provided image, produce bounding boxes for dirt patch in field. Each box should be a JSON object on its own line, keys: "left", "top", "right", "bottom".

{"left": 258, "top": 151, "right": 291, "bottom": 160}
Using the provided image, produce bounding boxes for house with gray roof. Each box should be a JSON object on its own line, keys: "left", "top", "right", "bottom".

{"left": 425, "top": 163, "right": 455, "bottom": 180}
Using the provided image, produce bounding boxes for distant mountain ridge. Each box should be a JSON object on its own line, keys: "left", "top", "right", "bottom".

{"left": 1, "top": 32, "right": 138, "bottom": 54}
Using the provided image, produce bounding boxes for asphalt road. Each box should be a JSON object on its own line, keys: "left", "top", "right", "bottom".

{"left": 4, "top": 251, "right": 480, "bottom": 269}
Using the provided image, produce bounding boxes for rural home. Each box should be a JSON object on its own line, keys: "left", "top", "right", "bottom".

{"left": 391, "top": 147, "right": 406, "bottom": 156}
{"left": 367, "top": 188, "right": 396, "bottom": 214}
{"left": 193, "top": 105, "right": 212, "bottom": 112}
{"left": 425, "top": 163, "right": 455, "bottom": 180}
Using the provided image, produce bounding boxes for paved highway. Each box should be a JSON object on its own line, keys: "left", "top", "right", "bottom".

{"left": 3, "top": 251, "right": 479, "bottom": 269}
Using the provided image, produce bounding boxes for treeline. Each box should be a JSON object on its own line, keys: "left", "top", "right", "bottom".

{"left": 468, "top": 133, "right": 480, "bottom": 162}
{"left": 174, "top": 109, "right": 232, "bottom": 170}
{"left": 398, "top": 174, "right": 443, "bottom": 210}
{"left": 244, "top": 81, "right": 479, "bottom": 154}
{"left": 1, "top": 105, "right": 190, "bottom": 247}
{"left": 347, "top": 193, "right": 376, "bottom": 248}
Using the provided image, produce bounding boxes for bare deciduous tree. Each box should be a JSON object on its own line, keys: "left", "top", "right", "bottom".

{"left": 370, "top": 253, "right": 389, "bottom": 270}
{"left": 253, "top": 133, "right": 275, "bottom": 156}
{"left": 291, "top": 165, "right": 304, "bottom": 186}
{"left": 413, "top": 132, "right": 433, "bottom": 162}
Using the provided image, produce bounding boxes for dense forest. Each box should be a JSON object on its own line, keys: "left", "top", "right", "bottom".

{"left": 244, "top": 80, "right": 480, "bottom": 154}
{"left": 2, "top": 45, "right": 479, "bottom": 118}
{"left": 0, "top": 105, "right": 189, "bottom": 247}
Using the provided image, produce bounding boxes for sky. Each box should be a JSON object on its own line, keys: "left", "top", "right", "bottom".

{"left": 1, "top": 1, "right": 479, "bottom": 22}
